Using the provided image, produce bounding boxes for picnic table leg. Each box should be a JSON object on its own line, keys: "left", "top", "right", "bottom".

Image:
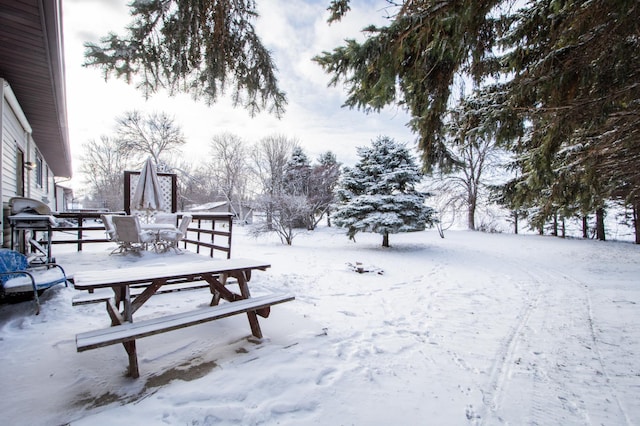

{"left": 211, "top": 289, "right": 221, "bottom": 306}
{"left": 229, "top": 270, "right": 264, "bottom": 338}
{"left": 130, "top": 279, "right": 165, "bottom": 315}
{"left": 202, "top": 273, "right": 241, "bottom": 305}
{"left": 113, "top": 286, "right": 123, "bottom": 309}
{"left": 123, "top": 285, "right": 133, "bottom": 322}
{"left": 107, "top": 299, "right": 125, "bottom": 326}
{"left": 123, "top": 340, "right": 140, "bottom": 378}
{"left": 231, "top": 270, "right": 270, "bottom": 319}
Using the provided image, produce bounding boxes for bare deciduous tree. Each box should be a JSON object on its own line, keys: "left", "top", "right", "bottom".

{"left": 116, "top": 110, "right": 186, "bottom": 169}
{"left": 433, "top": 135, "right": 498, "bottom": 230}
{"left": 249, "top": 135, "right": 297, "bottom": 230}
{"left": 249, "top": 194, "right": 309, "bottom": 245}
{"left": 429, "top": 93, "right": 504, "bottom": 230}
{"left": 80, "top": 136, "right": 130, "bottom": 211}
{"left": 249, "top": 134, "right": 307, "bottom": 242}
{"left": 167, "top": 159, "right": 211, "bottom": 211}
{"left": 208, "top": 133, "right": 250, "bottom": 220}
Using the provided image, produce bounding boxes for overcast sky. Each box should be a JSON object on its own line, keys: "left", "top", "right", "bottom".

{"left": 62, "top": 0, "right": 415, "bottom": 192}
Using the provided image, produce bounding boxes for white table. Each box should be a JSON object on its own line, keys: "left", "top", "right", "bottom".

{"left": 140, "top": 223, "right": 177, "bottom": 252}
{"left": 140, "top": 223, "right": 177, "bottom": 231}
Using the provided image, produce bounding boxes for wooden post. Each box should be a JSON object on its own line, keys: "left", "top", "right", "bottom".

{"left": 232, "top": 270, "right": 263, "bottom": 338}
{"left": 123, "top": 341, "right": 139, "bottom": 378}
{"left": 77, "top": 215, "right": 84, "bottom": 251}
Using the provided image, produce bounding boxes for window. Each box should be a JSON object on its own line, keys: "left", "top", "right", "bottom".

{"left": 35, "top": 154, "right": 43, "bottom": 187}
{"left": 16, "top": 147, "right": 25, "bottom": 196}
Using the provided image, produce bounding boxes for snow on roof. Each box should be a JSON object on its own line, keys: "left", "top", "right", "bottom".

{"left": 188, "top": 201, "right": 228, "bottom": 211}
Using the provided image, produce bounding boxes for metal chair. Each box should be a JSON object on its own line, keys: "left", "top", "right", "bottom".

{"left": 0, "top": 249, "right": 68, "bottom": 314}
{"left": 158, "top": 214, "right": 192, "bottom": 253}
{"left": 100, "top": 214, "right": 117, "bottom": 242}
{"left": 111, "top": 215, "right": 156, "bottom": 255}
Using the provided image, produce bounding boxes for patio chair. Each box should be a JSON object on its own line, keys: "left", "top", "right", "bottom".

{"left": 100, "top": 214, "right": 117, "bottom": 241}
{"left": 158, "top": 214, "right": 192, "bottom": 253}
{"left": 0, "top": 249, "right": 68, "bottom": 315}
{"left": 111, "top": 215, "right": 156, "bottom": 255}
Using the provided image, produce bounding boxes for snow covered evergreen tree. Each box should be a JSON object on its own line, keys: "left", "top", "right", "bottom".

{"left": 333, "top": 136, "right": 435, "bottom": 247}
{"left": 283, "top": 147, "right": 312, "bottom": 197}
{"left": 309, "top": 152, "right": 341, "bottom": 228}
{"left": 281, "top": 146, "right": 312, "bottom": 229}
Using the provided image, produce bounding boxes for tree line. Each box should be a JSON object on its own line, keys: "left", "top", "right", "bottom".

{"left": 81, "top": 111, "right": 437, "bottom": 246}
{"left": 80, "top": 111, "right": 342, "bottom": 244}
{"left": 83, "top": 0, "right": 640, "bottom": 244}
{"left": 315, "top": 0, "right": 640, "bottom": 243}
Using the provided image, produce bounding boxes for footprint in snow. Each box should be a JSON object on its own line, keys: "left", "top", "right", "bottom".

{"left": 316, "top": 367, "right": 339, "bottom": 386}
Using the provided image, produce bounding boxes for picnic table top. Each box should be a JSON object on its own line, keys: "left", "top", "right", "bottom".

{"left": 73, "top": 258, "right": 271, "bottom": 290}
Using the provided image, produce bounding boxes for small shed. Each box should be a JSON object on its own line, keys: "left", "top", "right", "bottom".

{"left": 188, "top": 201, "right": 253, "bottom": 224}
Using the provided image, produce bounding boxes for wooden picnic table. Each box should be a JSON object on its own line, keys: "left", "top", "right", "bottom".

{"left": 73, "top": 258, "right": 294, "bottom": 377}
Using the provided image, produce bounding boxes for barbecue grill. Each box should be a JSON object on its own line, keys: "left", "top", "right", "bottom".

{"left": 8, "top": 197, "right": 57, "bottom": 263}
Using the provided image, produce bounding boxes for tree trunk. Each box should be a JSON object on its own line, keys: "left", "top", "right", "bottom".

{"left": 552, "top": 213, "right": 558, "bottom": 236}
{"left": 513, "top": 211, "right": 519, "bottom": 235}
{"left": 582, "top": 216, "right": 588, "bottom": 238}
{"left": 633, "top": 202, "right": 640, "bottom": 244}
{"left": 468, "top": 199, "right": 476, "bottom": 230}
{"left": 266, "top": 208, "right": 273, "bottom": 231}
{"left": 596, "top": 208, "right": 606, "bottom": 241}
{"left": 382, "top": 232, "right": 389, "bottom": 247}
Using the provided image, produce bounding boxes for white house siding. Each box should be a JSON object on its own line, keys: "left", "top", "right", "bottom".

{"left": 2, "top": 81, "right": 57, "bottom": 246}
{"left": 2, "top": 95, "right": 24, "bottom": 204}
{"left": 55, "top": 185, "right": 72, "bottom": 212}
{"left": 2, "top": 83, "right": 56, "bottom": 208}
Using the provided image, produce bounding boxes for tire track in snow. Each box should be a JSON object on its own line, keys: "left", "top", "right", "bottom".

{"left": 526, "top": 268, "right": 632, "bottom": 426}
{"left": 564, "top": 271, "right": 632, "bottom": 425}
{"left": 516, "top": 267, "right": 592, "bottom": 426}
{"left": 476, "top": 263, "right": 633, "bottom": 425}
{"left": 473, "top": 259, "right": 544, "bottom": 425}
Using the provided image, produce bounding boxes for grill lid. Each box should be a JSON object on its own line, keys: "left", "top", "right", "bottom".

{"left": 9, "top": 197, "right": 52, "bottom": 215}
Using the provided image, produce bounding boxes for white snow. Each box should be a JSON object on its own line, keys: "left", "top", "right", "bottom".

{"left": 0, "top": 226, "right": 638, "bottom": 425}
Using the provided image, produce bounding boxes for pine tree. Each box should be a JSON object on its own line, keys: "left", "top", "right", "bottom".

{"left": 333, "top": 136, "right": 435, "bottom": 247}
{"left": 317, "top": 0, "right": 640, "bottom": 243}
{"left": 309, "top": 152, "right": 341, "bottom": 228}
{"left": 283, "top": 147, "right": 312, "bottom": 197}
{"left": 282, "top": 147, "right": 312, "bottom": 228}
{"left": 315, "top": 0, "right": 501, "bottom": 169}
{"left": 84, "top": 0, "right": 286, "bottom": 117}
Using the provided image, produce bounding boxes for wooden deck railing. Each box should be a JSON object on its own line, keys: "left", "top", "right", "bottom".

{"left": 51, "top": 212, "right": 233, "bottom": 258}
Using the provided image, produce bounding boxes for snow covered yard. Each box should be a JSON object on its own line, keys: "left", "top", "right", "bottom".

{"left": 0, "top": 226, "right": 638, "bottom": 425}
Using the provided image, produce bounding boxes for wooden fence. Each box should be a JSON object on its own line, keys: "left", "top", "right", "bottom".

{"left": 50, "top": 212, "right": 233, "bottom": 258}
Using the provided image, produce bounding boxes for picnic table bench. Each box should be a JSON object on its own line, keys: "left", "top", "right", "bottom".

{"left": 73, "top": 258, "right": 294, "bottom": 378}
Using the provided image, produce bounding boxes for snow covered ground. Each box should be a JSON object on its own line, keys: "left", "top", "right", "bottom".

{"left": 0, "top": 226, "right": 638, "bottom": 425}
